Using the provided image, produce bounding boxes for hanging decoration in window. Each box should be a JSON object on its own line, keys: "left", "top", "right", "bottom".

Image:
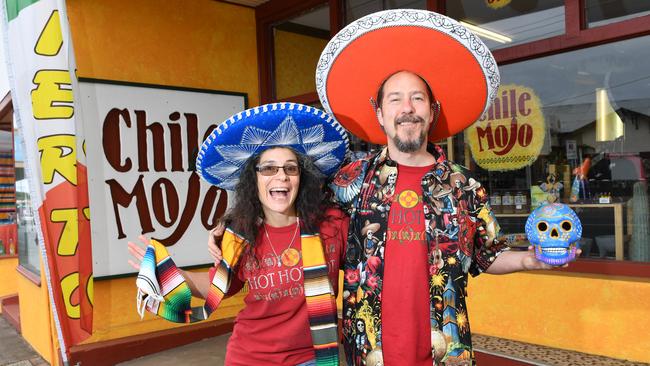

{"left": 485, "top": 0, "right": 512, "bottom": 10}
{"left": 465, "top": 84, "right": 546, "bottom": 171}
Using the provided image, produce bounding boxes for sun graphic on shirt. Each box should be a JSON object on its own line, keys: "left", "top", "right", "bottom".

{"left": 431, "top": 274, "right": 445, "bottom": 288}
{"left": 398, "top": 190, "right": 420, "bottom": 208}
{"left": 447, "top": 257, "right": 457, "bottom": 265}
{"left": 457, "top": 310, "right": 469, "bottom": 333}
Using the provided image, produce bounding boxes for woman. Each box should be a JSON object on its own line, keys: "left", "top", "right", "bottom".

{"left": 128, "top": 103, "right": 349, "bottom": 366}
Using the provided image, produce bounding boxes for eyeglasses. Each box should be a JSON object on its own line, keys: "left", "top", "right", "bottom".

{"left": 255, "top": 164, "right": 300, "bottom": 176}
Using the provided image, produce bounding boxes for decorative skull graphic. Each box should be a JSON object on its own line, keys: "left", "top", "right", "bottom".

{"left": 525, "top": 203, "right": 582, "bottom": 266}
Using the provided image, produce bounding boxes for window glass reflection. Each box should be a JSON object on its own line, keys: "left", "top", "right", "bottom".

{"left": 345, "top": 0, "right": 426, "bottom": 24}
{"left": 446, "top": 0, "right": 565, "bottom": 50}
{"left": 14, "top": 130, "right": 40, "bottom": 273}
{"left": 586, "top": 0, "right": 650, "bottom": 28}
{"left": 0, "top": 128, "right": 15, "bottom": 258}
{"left": 464, "top": 36, "right": 650, "bottom": 261}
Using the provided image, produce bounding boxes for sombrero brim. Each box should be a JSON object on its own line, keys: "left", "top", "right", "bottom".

{"left": 316, "top": 9, "right": 500, "bottom": 144}
{"left": 362, "top": 223, "right": 381, "bottom": 236}
{"left": 196, "top": 103, "right": 350, "bottom": 190}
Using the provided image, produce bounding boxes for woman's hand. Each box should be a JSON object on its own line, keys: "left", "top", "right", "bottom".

{"left": 208, "top": 222, "right": 225, "bottom": 266}
{"left": 127, "top": 235, "right": 150, "bottom": 270}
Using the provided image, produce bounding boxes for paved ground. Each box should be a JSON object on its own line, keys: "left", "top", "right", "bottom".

{"left": 2, "top": 314, "right": 648, "bottom": 366}
{"left": 473, "top": 334, "right": 649, "bottom": 366}
{"left": 117, "top": 334, "right": 229, "bottom": 366}
{"left": 0, "top": 316, "right": 47, "bottom": 366}
{"left": 118, "top": 333, "right": 349, "bottom": 366}
{"left": 117, "top": 332, "right": 650, "bottom": 366}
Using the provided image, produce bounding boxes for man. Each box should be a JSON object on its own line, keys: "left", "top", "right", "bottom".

{"left": 313, "top": 8, "right": 582, "bottom": 366}
{"left": 328, "top": 69, "right": 559, "bottom": 366}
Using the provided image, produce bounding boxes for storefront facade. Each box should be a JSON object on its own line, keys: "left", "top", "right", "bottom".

{"left": 1, "top": 0, "right": 649, "bottom": 364}
{"left": 2, "top": 1, "right": 259, "bottom": 364}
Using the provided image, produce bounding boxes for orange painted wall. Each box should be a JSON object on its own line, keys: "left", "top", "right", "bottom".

{"left": 67, "top": 0, "right": 259, "bottom": 107}
{"left": 0, "top": 257, "right": 18, "bottom": 301}
{"left": 82, "top": 269, "right": 246, "bottom": 344}
{"left": 467, "top": 271, "right": 650, "bottom": 363}
{"left": 17, "top": 271, "right": 55, "bottom": 364}
{"left": 274, "top": 29, "right": 328, "bottom": 100}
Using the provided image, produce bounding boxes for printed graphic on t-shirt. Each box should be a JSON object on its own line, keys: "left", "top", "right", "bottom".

{"left": 387, "top": 190, "right": 426, "bottom": 244}
{"left": 397, "top": 189, "right": 419, "bottom": 208}
{"left": 243, "top": 250, "right": 304, "bottom": 302}
{"left": 325, "top": 241, "right": 338, "bottom": 273}
{"left": 241, "top": 240, "right": 340, "bottom": 303}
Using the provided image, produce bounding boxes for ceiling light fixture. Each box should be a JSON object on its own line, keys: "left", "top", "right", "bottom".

{"left": 595, "top": 88, "right": 624, "bottom": 142}
{"left": 460, "top": 21, "right": 512, "bottom": 44}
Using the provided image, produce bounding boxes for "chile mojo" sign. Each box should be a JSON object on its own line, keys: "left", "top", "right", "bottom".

{"left": 465, "top": 84, "right": 545, "bottom": 171}
{"left": 79, "top": 80, "right": 246, "bottom": 277}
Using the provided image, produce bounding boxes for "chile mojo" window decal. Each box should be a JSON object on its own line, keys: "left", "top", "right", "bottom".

{"left": 465, "top": 84, "right": 546, "bottom": 171}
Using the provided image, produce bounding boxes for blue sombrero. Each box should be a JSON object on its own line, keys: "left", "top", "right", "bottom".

{"left": 196, "top": 103, "right": 350, "bottom": 190}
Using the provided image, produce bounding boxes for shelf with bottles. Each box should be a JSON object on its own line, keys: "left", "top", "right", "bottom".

{"left": 493, "top": 201, "right": 626, "bottom": 260}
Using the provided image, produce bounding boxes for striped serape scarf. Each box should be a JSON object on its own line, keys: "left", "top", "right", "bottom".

{"left": 136, "top": 225, "right": 339, "bottom": 365}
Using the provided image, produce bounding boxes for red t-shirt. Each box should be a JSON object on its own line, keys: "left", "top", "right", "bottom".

{"left": 225, "top": 208, "right": 348, "bottom": 366}
{"left": 382, "top": 164, "right": 433, "bottom": 366}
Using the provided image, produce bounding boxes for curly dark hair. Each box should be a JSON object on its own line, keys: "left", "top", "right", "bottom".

{"left": 222, "top": 147, "right": 327, "bottom": 258}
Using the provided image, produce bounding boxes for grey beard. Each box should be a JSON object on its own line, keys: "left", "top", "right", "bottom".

{"left": 393, "top": 114, "right": 427, "bottom": 153}
{"left": 394, "top": 131, "right": 427, "bottom": 153}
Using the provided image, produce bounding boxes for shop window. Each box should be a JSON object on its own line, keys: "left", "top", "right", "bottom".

{"left": 304, "top": 98, "right": 380, "bottom": 154}
{"left": 586, "top": 0, "right": 650, "bottom": 28}
{"left": 445, "top": 0, "right": 565, "bottom": 50}
{"left": 0, "top": 126, "right": 16, "bottom": 258}
{"left": 463, "top": 35, "right": 650, "bottom": 263}
{"left": 273, "top": 4, "right": 330, "bottom": 100}
{"left": 345, "top": 0, "right": 427, "bottom": 24}
{"left": 305, "top": 99, "right": 371, "bottom": 154}
{"left": 14, "top": 129, "right": 40, "bottom": 274}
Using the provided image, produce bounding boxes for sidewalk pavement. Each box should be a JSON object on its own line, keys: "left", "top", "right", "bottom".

{"left": 118, "top": 333, "right": 349, "bottom": 366}
{"left": 0, "top": 316, "right": 47, "bottom": 366}
{"left": 117, "top": 333, "right": 229, "bottom": 366}
{"left": 0, "top": 312, "right": 232, "bottom": 366}
{"left": 3, "top": 313, "right": 648, "bottom": 366}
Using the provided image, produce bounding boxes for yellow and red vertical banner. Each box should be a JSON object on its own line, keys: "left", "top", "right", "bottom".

{"left": 1, "top": 0, "right": 92, "bottom": 362}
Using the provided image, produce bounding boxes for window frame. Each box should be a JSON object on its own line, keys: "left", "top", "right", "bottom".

{"left": 256, "top": 0, "right": 341, "bottom": 105}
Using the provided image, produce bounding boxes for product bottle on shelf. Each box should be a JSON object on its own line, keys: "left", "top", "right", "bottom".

{"left": 502, "top": 191, "right": 514, "bottom": 214}
{"left": 490, "top": 191, "right": 501, "bottom": 214}
{"left": 514, "top": 191, "right": 528, "bottom": 214}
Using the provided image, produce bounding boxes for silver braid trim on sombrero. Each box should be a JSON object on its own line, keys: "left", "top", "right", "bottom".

{"left": 196, "top": 102, "right": 350, "bottom": 190}
{"left": 315, "top": 9, "right": 500, "bottom": 118}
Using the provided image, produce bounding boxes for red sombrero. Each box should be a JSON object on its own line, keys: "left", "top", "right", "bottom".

{"left": 316, "top": 9, "right": 500, "bottom": 144}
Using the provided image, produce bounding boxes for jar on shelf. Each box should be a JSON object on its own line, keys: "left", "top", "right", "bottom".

{"left": 514, "top": 191, "right": 529, "bottom": 214}
{"left": 489, "top": 191, "right": 502, "bottom": 213}
{"left": 8, "top": 239, "right": 15, "bottom": 255}
{"left": 501, "top": 191, "right": 514, "bottom": 214}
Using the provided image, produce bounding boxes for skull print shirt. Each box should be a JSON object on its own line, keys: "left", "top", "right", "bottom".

{"left": 330, "top": 146, "right": 508, "bottom": 366}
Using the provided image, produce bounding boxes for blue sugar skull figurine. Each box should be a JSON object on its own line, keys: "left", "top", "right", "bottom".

{"left": 525, "top": 203, "right": 582, "bottom": 266}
